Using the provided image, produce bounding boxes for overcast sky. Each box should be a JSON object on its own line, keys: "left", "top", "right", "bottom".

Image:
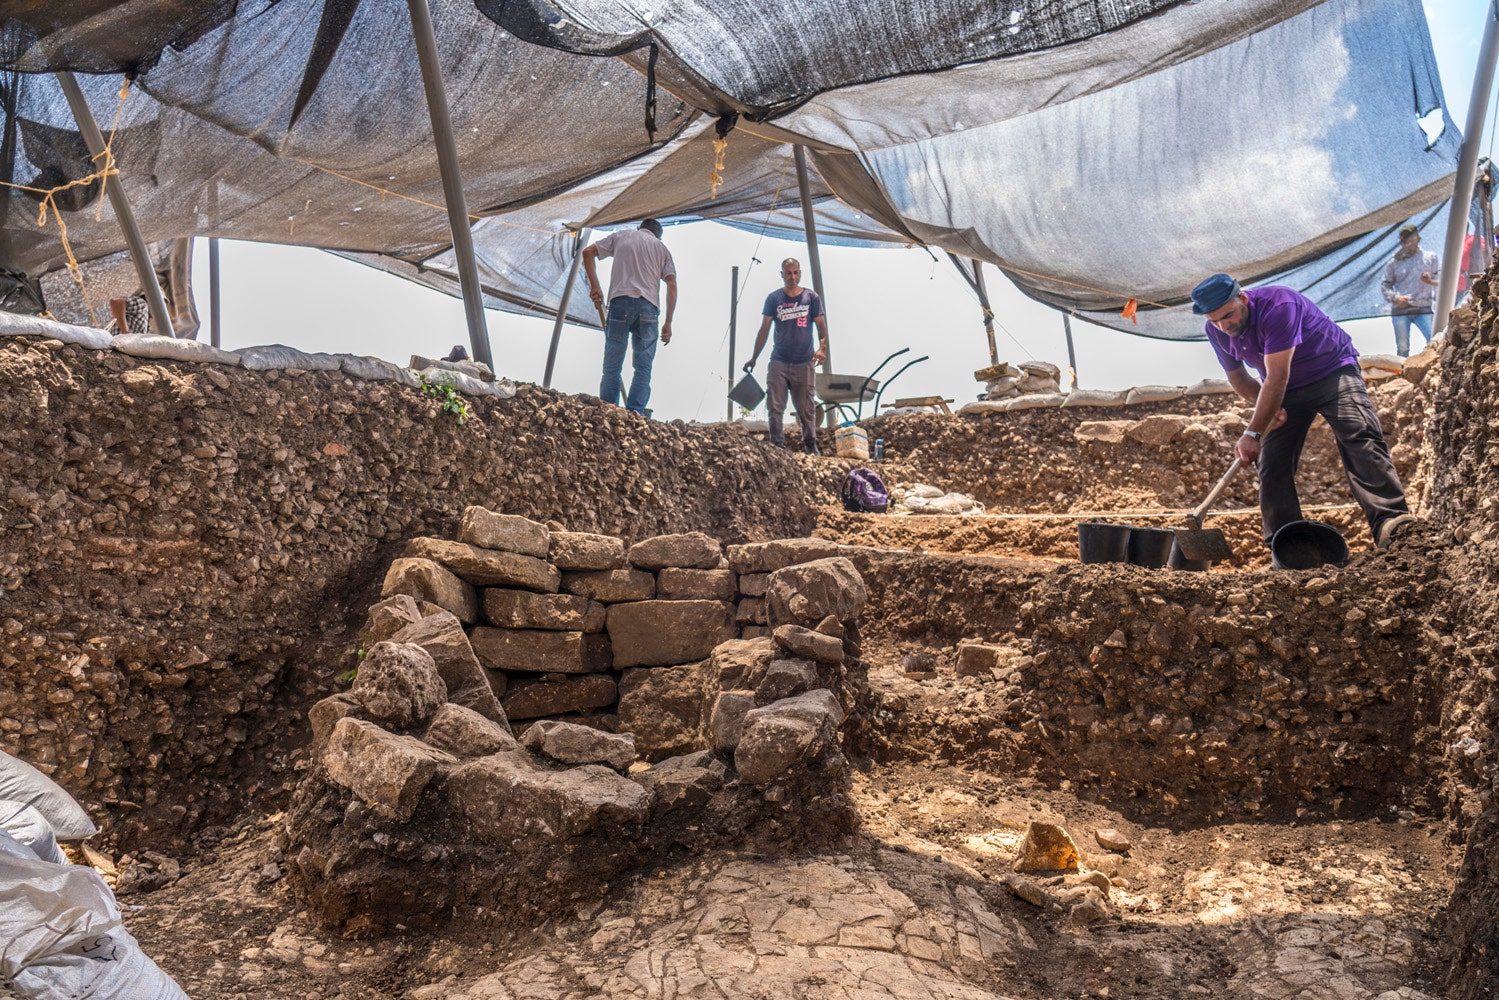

{"left": 196, "top": 0, "right": 1494, "bottom": 424}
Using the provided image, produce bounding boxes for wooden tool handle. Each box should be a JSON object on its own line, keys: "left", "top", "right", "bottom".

{"left": 1191, "top": 456, "right": 1243, "bottom": 525}
{"left": 594, "top": 299, "right": 607, "bottom": 327}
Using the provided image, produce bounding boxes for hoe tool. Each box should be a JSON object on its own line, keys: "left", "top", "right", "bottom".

{"left": 1174, "top": 456, "right": 1242, "bottom": 562}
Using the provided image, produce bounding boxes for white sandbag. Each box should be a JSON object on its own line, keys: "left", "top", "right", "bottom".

{"left": 235, "top": 344, "right": 342, "bottom": 371}
{"left": 905, "top": 484, "right": 945, "bottom": 499}
{"left": 1359, "top": 353, "right": 1406, "bottom": 373}
{"left": 958, "top": 400, "right": 1011, "bottom": 413}
{"left": 409, "top": 355, "right": 496, "bottom": 382}
{"left": 1016, "top": 375, "right": 1061, "bottom": 394}
{"left": 1182, "top": 377, "right": 1235, "bottom": 396}
{"left": 1062, "top": 388, "right": 1128, "bottom": 408}
{"left": 1018, "top": 360, "right": 1061, "bottom": 380}
{"left": 1005, "top": 392, "right": 1066, "bottom": 410}
{"left": 985, "top": 375, "right": 1020, "bottom": 394}
{"left": 0, "top": 311, "right": 113, "bottom": 350}
{"left": 113, "top": 334, "right": 240, "bottom": 366}
{"left": 0, "top": 800, "right": 65, "bottom": 865}
{"left": 1124, "top": 385, "right": 1183, "bottom": 405}
{"left": 417, "top": 368, "right": 516, "bottom": 399}
{"left": 0, "top": 750, "right": 96, "bottom": 839}
{"left": 338, "top": 354, "right": 419, "bottom": 386}
{"left": 0, "top": 831, "right": 189, "bottom": 1000}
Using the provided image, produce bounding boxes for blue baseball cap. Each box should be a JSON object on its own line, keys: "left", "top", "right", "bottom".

{"left": 1191, "top": 273, "right": 1241, "bottom": 315}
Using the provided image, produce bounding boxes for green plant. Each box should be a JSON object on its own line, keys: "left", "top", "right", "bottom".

{"left": 419, "top": 373, "right": 469, "bottom": 424}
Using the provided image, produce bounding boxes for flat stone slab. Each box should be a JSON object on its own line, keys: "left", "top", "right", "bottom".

{"left": 561, "top": 568, "right": 655, "bottom": 603}
{"left": 483, "top": 588, "right": 606, "bottom": 632}
{"left": 628, "top": 532, "right": 723, "bottom": 570}
{"left": 325, "top": 718, "right": 456, "bottom": 820}
{"left": 446, "top": 751, "right": 649, "bottom": 849}
{"left": 726, "top": 539, "right": 842, "bottom": 574}
{"left": 550, "top": 531, "right": 627, "bottom": 571}
{"left": 657, "top": 567, "right": 736, "bottom": 601}
{"left": 456, "top": 507, "right": 550, "bottom": 557}
{"left": 522, "top": 720, "right": 636, "bottom": 770}
{"left": 502, "top": 674, "right": 619, "bottom": 721}
{"left": 773, "top": 625, "right": 844, "bottom": 664}
{"left": 607, "top": 600, "right": 736, "bottom": 668}
{"left": 471, "top": 627, "right": 611, "bottom": 674}
{"left": 381, "top": 557, "right": 477, "bottom": 624}
{"left": 405, "top": 537, "right": 560, "bottom": 593}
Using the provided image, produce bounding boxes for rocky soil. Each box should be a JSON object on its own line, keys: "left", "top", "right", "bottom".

{"left": 1, "top": 286, "right": 1495, "bottom": 999}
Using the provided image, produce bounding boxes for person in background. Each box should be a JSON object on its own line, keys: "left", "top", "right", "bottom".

{"left": 582, "top": 219, "right": 677, "bottom": 416}
{"left": 1192, "top": 273, "right": 1415, "bottom": 551}
{"left": 1380, "top": 223, "right": 1439, "bottom": 357}
{"left": 742, "top": 258, "right": 829, "bottom": 455}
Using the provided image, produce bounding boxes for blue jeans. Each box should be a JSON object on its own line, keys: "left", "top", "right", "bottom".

{"left": 1391, "top": 312, "right": 1432, "bottom": 357}
{"left": 599, "top": 296, "right": 659, "bottom": 414}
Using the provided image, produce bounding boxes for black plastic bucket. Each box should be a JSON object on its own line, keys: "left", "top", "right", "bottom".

{"left": 728, "top": 373, "right": 766, "bottom": 410}
{"left": 1078, "top": 521, "right": 1131, "bottom": 563}
{"left": 1270, "top": 520, "right": 1349, "bottom": 570}
{"left": 1168, "top": 538, "right": 1211, "bottom": 572}
{"left": 1126, "top": 527, "right": 1176, "bottom": 568}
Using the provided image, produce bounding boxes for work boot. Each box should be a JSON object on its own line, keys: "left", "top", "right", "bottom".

{"left": 1375, "top": 513, "right": 1417, "bottom": 550}
{"left": 803, "top": 439, "right": 820, "bottom": 456}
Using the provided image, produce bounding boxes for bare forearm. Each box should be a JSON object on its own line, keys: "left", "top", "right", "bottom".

{"left": 1247, "top": 377, "right": 1288, "bottom": 435}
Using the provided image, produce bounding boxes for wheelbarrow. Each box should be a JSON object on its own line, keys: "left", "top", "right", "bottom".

{"left": 815, "top": 348, "right": 929, "bottom": 422}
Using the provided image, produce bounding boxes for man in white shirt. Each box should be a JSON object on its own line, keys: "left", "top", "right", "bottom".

{"left": 583, "top": 220, "right": 678, "bottom": 415}
{"left": 1380, "top": 223, "right": 1439, "bottom": 357}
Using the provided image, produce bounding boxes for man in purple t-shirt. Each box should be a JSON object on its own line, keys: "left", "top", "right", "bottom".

{"left": 743, "top": 258, "right": 830, "bottom": 454}
{"left": 1191, "top": 273, "right": 1414, "bottom": 550}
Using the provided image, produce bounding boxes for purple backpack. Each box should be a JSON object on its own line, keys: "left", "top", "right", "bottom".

{"left": 840, "top": 468, "right": 889, "bottom": 513}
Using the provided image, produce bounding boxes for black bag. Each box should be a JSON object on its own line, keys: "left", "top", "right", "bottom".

{"left": 0, "top": 267, "right": 45, "bottom": 315}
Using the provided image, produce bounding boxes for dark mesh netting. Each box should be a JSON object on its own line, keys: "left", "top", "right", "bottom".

{"left": 0, "top": 0, "right": 1471, "bottom": 344}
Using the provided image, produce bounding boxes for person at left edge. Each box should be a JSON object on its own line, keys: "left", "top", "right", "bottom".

{"left": 583, "top": 219, "right": 677, "bottom": 415}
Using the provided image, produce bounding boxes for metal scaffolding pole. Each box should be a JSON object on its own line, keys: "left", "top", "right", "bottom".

{"left": 55, "top": 71, "right": 174, "bottom": 337}
{"left": 972, "top": 262, "right": 998, "bottom": 365}
{"left": 727, "top": 265, "right": 740, "bottom": 423}
{"left": 1062, "top": 312, "right": 1079, "bottom": 389}
{"left": 1435, "top": 0, "right": 1499, "bottom": 335}
{"left": 793, "top": 145, "right": 831, "bottom": 373}
{"left": 407, "top": 0, "right": 493, "bottom": 369}
{"left": 543, "top": 228, "right": 589, "bottom": 388}
{"left": 209, "top": 237, "right": 222, "bottom": 348}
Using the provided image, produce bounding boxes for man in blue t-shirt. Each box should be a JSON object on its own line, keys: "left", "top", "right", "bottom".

{"left": 1192, "top": 273, "right": 1414, "bottom": 550}
{"left": 743, "top": 258, "right": 830, "bottom": 454}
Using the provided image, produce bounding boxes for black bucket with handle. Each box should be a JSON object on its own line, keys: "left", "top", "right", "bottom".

{"left": 1126, "top": 526, "right": 1176, "bottom": 568}
{"left": 1270, "top": 520, "right": 1349, "bottom": 570}
{"left": 728, "top": 373, "right": 766, "bottom": 410}
{"left": 1078, "top": 521, "right": 1132, "bottom": 563}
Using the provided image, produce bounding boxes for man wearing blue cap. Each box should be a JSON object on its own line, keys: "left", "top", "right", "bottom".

{"left": 1191, "top": 274, "right": 1414, "bottom": 550}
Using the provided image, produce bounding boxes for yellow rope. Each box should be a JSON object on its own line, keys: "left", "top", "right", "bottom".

{"left": 709, "top": 134, "right": 729, "bottom": 199}
{"left": 881, "top": 502, "right": 1360, "bottom": 522}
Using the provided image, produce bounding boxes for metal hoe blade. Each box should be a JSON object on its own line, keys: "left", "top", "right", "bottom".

{"left": 1174, "top": 456, "right": 1244, "bottom": 562}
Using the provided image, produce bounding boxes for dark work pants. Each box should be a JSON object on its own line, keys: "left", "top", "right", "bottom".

{"left": 767, "top": 359, "right": 817, "bottom": 449}
{"left": 1257, "top": 364, "right": 1408, "bottom": 544}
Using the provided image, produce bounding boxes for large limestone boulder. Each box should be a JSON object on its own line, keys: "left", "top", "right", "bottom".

{"left": 456, "top": 507, "right": 550, "bottom": 558}
{"left": 765, "top": 557, "right": 866, "bottom": 628}
{"left": 361, "top": 594, "right": 423, "bottom": 645}
{"left": 705, "top": 638, "right": 779, "bottom": 692}
{"left": 627, "top": 532, "right": 722, "bottom": 570}
{"left": 550, "top": 531, "right": 627, "bottom": 571}
{"left": 1073, "top": 420, "right": 1131, "bottom": 446}
{"left": 635, "top": 750, "right": 726, "bottom": 816}
{"left": 1013, "top": 822, "right": 1083, "bottom": 873}
{"left": 424, "top": 703, "right": 517, "bottom": 757}
{"left": 324, "top": 718, "right": 456, "bottom": 821}
{"left": 606, "top": 600, "right": 736, "bottom": 668}
{"left": 560, "top": 568, "right": 655, "bottom": 603}
{"left": 726, "top": 539, "right": 842, "bottom": 574}
{"left": 470, "top": 628, "right": 611, "bottom": 674}
{"left": 405, "top": 538, "right": 560, "bottom": 593}
{"left": 381, "top": 558, "right": 478, "bottom": 624}
{"left": 391, "top": 612, "right": 505, "bottom": 722}
{"left": 483, "top": 589, "right": 605, "bottom": 632}
{"left": 733, "top": 690, "right": 844, "bottom": 785}
{"left": 615, "top": 664, "right": 707, "bottom": 761}
{"left": 502, "top": 674, "right": 617, "bottom": 720}
{"left": 350, "top": 641, "right": 447, "bottom": 728}
{"left": 522, "top": 721, "right": 637, "bottom": 771}
{"left": 1125, "top": 414, "right": 1190, "bottom": 448}
{"left": 656, "top": 567, "right": 736, "bottom": 601}
{"left": 446, "top": 753, "right": 650, "bottom": 848}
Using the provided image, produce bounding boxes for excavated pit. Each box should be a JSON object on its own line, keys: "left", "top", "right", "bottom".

{"left": 2, "top": 272, "right": 1497, "bottom": 998}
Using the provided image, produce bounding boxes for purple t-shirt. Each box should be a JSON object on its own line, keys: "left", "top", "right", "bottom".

{"left": 1205, "top": 286, "right": 1359, "bottom": 390}
{"left": 763, "top": 288, "right": 824, "bottom": 364}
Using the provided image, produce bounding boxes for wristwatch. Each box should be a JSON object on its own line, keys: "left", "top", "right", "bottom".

{"left": 1241, "top": 429, "right": 1262, "bottom": 441}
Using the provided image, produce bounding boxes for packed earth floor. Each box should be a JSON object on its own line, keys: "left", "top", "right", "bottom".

{"left": 4, "top": 275, "right": 1499, "bottom": 999}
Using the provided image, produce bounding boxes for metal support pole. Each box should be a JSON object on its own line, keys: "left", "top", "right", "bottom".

{"left": 1435, "top": 0, "right": 1499, "bottom": 335}
{"left": 55, "top": 71, "right": 174, "bottom": 337}
{"left": 793, "top": 145, "right": 830, "bottom": 373}
{"left": 972, "top": 262, "right": 999, "bottom": 365}
{"left": 407, "top": 0, "right": 493, "bottom": 369}
{"left": 727, "top": 265, "right": 739, "bottom": 422}
{"left": 1062, "top": 312, "right": 1080, "bottom": 389}
{"left": 544, "top": 228, "right": 588, "bottom": 388}
{"left": 209, "top": 237, "right": 222, "bottom": 348}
